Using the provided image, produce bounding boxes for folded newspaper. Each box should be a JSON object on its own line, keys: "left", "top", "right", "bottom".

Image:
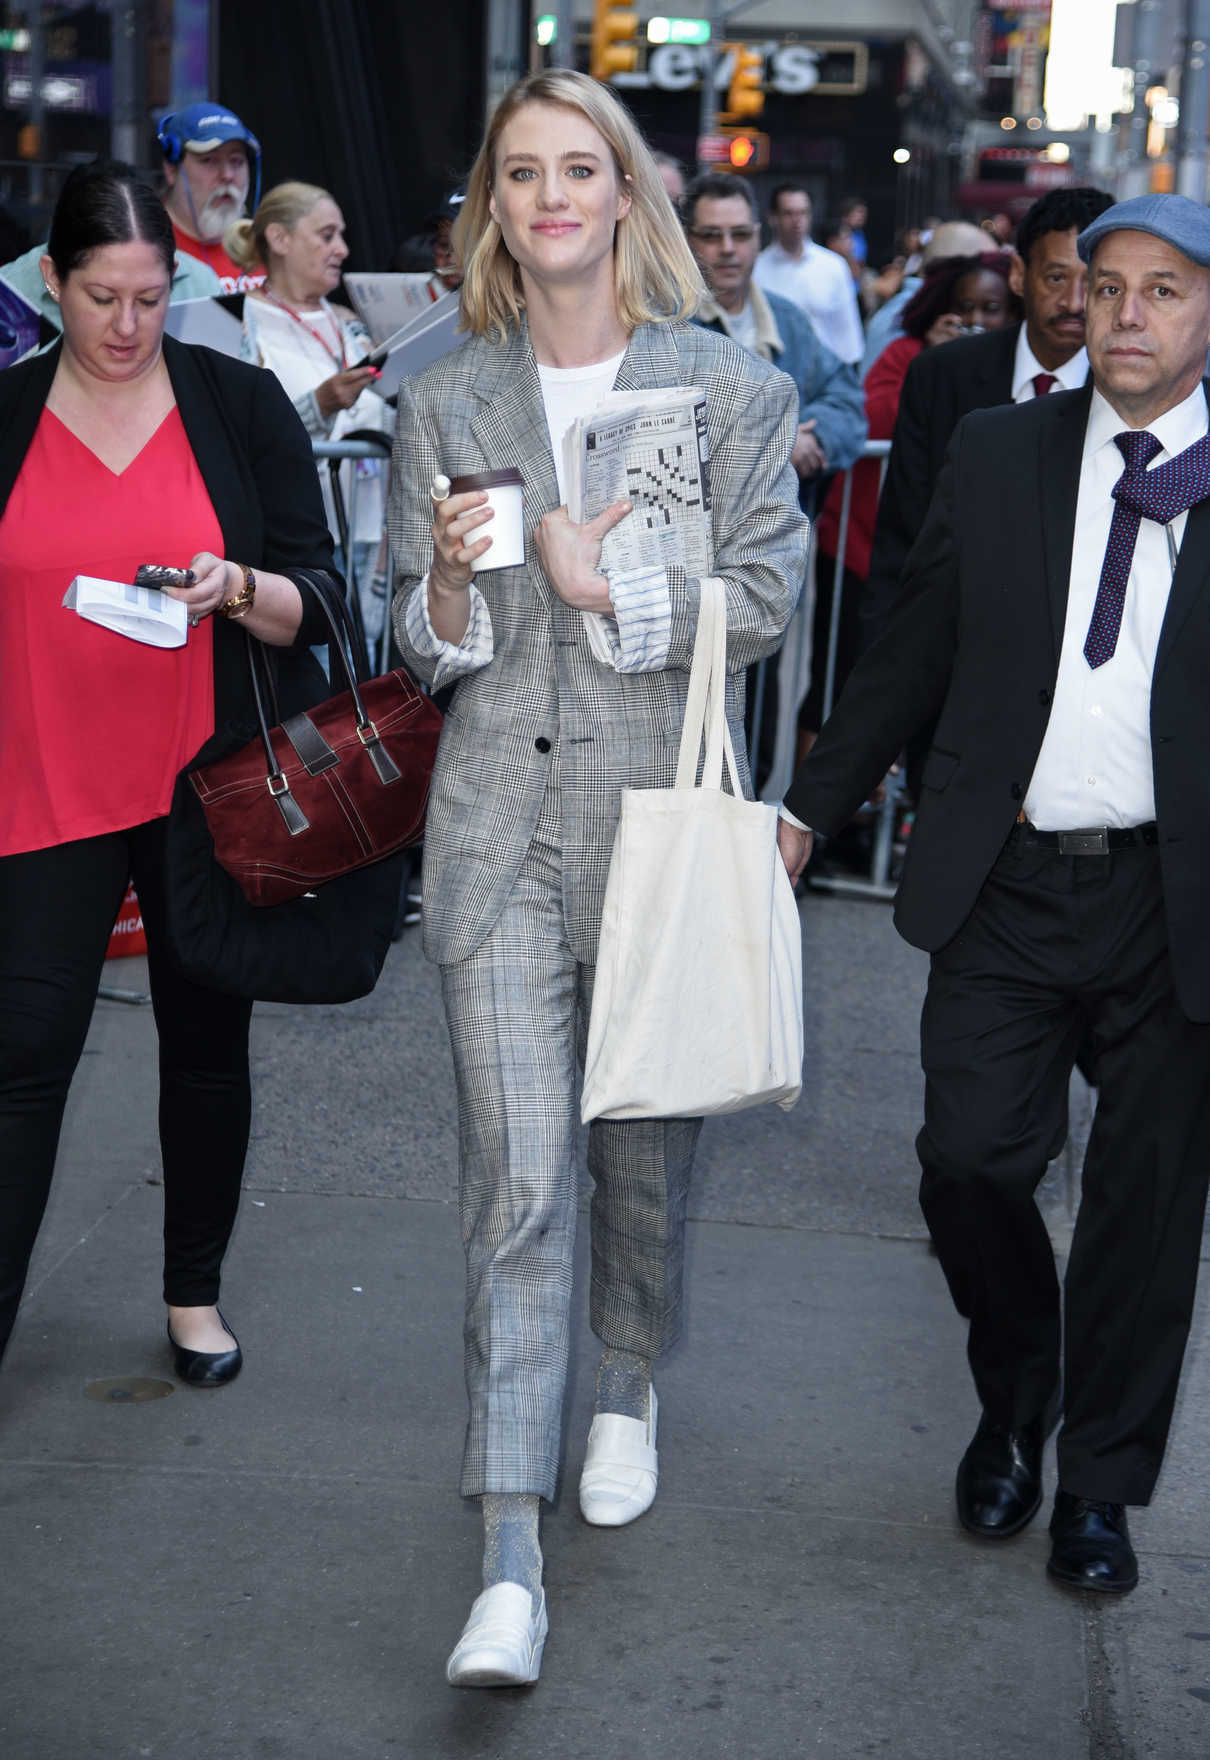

{"left": 562, "top": 387, "right": 711, "bottom": 664}
{"left": 63, "top": 576, "right": 188, "bottom": 649}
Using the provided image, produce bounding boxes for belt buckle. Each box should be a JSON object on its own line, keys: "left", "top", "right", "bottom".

{"left": 1057, "top": 828, "right": 1109, "bottom": 856}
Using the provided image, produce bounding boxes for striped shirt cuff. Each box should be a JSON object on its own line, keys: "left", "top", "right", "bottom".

{"left": 403, "top": 574, "right": 494, "bottom": 687}
{"left": 599, "top": 563, "right": 672, "bottom": 673}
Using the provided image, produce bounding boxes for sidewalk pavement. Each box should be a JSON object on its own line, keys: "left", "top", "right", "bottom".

{"left": 1, "top": 894, "right": 1207, "bottom": 1760}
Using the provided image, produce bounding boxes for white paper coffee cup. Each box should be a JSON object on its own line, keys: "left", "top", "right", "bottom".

{"left": 451, "top": 468, "right": 525, "bottom": 573}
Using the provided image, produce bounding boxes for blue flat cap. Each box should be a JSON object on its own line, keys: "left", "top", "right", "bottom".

{"left": 1077, "top": 193, "right": 1210, "bottom": 266}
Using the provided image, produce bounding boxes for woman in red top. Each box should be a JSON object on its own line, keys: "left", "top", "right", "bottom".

{"left": 801, "top": 253, "right": 1019, "bottom": 743}
{"left": 0, "top": 163, "right": 339, "bottom": 1386}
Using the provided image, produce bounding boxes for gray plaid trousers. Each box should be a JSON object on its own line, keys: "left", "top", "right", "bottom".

{"left": 441, "top": 762, "right": 700, "bottom": 1501}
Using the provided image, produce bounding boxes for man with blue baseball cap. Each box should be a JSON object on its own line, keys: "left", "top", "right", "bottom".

{"left": 157, "top": 101, "right": 264, "bottom": 293}
{"left": 779, "top": 191, "right": 1210, "bottom": 1596}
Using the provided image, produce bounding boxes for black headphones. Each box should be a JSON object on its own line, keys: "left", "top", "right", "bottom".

{"left": 157, "top": 109, "right": 262, "bottom": 207}
{"left": 157, "top": 110, "right": 261, "bottom": 163}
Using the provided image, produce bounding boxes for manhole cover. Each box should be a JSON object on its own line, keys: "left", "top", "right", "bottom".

{"left": 84, "top": 1377, "right": 175, "bottom": 1403}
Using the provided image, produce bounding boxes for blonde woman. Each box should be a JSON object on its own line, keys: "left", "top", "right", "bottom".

{"left": 388, "top": 70, "right": 809, "bottom": 1686}
{"left": 227, "top": 184, "right": 390, "bottom": 626}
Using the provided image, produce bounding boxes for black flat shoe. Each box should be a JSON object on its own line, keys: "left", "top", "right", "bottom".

{"left": 956, "top": 1411, "right": 1045, "bottom": 1538}
{"left": 167, "top": 1312, "right": 243, "bottom": 1388}
{"left": 1047, "top": 1490, "right": 1138, "bottom": 1593}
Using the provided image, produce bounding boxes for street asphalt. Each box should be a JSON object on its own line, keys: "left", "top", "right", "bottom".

{"left": 1, "top": 890, "right": 1207, "bottom": 1760}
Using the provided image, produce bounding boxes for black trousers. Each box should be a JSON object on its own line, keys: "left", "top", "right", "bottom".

{"left": 0, "top": 818, "right": 253, "bottom": 1365}
{"left": 917, "top": 830, "right": 1210, "bottom": 1505}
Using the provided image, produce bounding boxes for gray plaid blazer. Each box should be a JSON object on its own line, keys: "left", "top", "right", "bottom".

{"left": 388, "top": 315, "right": 809, "bottom": 967}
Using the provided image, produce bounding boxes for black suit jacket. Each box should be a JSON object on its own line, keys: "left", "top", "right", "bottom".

{"left": 0, "top": 334, "right": 337, "bottom": 768}
{"left": 861, "top": 323, "right": 1023, "bottom": 641}
{"left": 785, "top": 381, "right": 1210, "bottom": 1022}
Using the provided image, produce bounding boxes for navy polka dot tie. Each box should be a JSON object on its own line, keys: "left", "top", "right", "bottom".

{"left": 1083, "top": 429, "right": 1204, "bottom": 669}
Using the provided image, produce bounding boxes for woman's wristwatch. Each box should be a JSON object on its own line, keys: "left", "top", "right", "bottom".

{"left": 219, "top": 563, "right": 257, "bottom": 620}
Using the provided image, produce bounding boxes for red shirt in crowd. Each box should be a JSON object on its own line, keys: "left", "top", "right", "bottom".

{"left": 172, "top": 221, "right": 265, "bottom": 295}
{"left": 0, "top": 405, "right": 222, "bottom": 856}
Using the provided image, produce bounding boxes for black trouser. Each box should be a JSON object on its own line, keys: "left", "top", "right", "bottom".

{"left": 0, "top": 818, "right": 253, "bottom": 1365}
{"left": 917, "top": 829, "right": 1210, "bottom": 1505}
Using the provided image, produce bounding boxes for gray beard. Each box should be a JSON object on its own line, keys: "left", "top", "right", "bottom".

{"left": 196, "top": 192, "right": 244, "bottom": 240}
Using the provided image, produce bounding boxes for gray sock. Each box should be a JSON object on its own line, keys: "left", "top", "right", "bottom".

{"left": 481, "top": 1493, "right": 542, "bottom": 1609}
{"left": 594, "top": 1347, "right": 652, "bottom": 1422}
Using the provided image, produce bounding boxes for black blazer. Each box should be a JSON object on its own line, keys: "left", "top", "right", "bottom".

{"left": 785, "top": 382, "right": 1210, "bottom": 1022}
{"left": 861, "top": 323, "right": 1023, "bottom": 642}
{"left": 0, "top": 333, "right": 337, "bottom": 768}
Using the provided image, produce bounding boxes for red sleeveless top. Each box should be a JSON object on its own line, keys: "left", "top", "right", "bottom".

{"left": 0, "top": 405, "right": 222, "bottom": 856}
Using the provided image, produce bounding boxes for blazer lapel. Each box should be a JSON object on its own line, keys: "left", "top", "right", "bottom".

{"left": 1154, "top": 391, "right": 1210, "bottom": 680}
{"left": 613, "top": 320, "right": 681, "bottom": 394}
{"left": 975, "top": 322, "right": 1019, "bottom": 402}
{"left": 1037, "top": 382, "right": 1093, "bottom": 659}
{"left": 162, "top": 334, "right": 258, "bottom": 558}
{"left": 465, "top": 320, "right": 559, "bottom": 601}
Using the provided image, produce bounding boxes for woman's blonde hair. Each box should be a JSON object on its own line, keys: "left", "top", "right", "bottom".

{"left": 225, "top": 180, "right": 331, "bottom": 273}
{"left": 455, "top": 69, "right": 705, "bottom": 343}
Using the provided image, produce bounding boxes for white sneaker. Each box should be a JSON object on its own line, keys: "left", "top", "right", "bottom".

{"left": 445, "top": 1582, "right": 548, "bottom": 1687}
{"left": 579, "top": 1388, "right": 659, "bottom": 1526}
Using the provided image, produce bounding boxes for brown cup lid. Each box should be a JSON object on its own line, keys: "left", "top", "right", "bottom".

{"left": 450, "top": 467, "right": 524, "bottom": 493}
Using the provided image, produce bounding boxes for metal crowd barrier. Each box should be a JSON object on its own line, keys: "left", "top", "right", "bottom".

{"left": 756, "top": 438, "right": 903, "bottom": 902}
{"left": 311, "top": 435, "right": 393, "bottom": 674}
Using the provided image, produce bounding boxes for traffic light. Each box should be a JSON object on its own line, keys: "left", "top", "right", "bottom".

{"left": 723, "top": 129, "right": 769, "bottom": 172}
{"left": 720, "top": 44, "right": 764, "bottom": 123}
{"left": 591, "top": 1, "right": 638, "bottom": 82}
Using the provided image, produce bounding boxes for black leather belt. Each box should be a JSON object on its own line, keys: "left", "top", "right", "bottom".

{"left": 1016, "top": 821, "right": 1158, "bottom": 855}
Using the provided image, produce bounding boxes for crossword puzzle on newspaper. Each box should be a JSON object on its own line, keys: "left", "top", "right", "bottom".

{"left": 624, "top": 440, "right": 704, "bottom": 530}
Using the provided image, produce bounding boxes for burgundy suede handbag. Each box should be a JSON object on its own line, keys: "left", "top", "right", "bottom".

{"left": 187, "top": 574, "right": 442, "bottom": 907}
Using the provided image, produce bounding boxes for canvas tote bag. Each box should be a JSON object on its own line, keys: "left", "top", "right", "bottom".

{"left": 581, "top": 575, "right": 803, "bottom": 1122}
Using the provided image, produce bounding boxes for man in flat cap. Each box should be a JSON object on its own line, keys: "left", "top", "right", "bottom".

{"left": 778, "top": 194, "right": 1210, "bottom": 1594}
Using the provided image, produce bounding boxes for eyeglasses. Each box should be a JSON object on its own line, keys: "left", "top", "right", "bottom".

{"left": 687, "top": 227, "right": 758, "bottom": 245}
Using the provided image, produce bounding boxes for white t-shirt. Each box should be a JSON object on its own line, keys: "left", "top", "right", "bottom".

{"left": 753, "top": 240, "right": 863, "bottom": 365}
{"left": 536, "top": 350, "right": 627, "bottom": 501}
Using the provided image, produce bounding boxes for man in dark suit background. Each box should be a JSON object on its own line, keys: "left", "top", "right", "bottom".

{"left": 778, "top": 195, "right": 1210, "bottom": 1595}
{"left": 862, "top": 186, "right": 1114, "bottom": 643}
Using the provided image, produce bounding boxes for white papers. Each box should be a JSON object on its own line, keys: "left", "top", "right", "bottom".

{"left": 562, "top": 387, "right": 712, "bottom": 663}
{"left": 366, "top": 290, "right": 466, "bottom": 399}
{"left": 162, "top": 293, "right": 245, "bottom": 357}
{"left": 343, "top": 272, "right": 440, "bottom": 345}
{"left": 63, "top": 576, "right": 188, "bottom": 649}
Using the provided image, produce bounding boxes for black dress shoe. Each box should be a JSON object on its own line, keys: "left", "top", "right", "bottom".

{"left": 1047, "top": 1490, "right": 1138, "bottom": 1594}
{"left": 167, "top": 1312, "right": 243, "bottom": 1387}
{"left": 955, "top": 1411, "right": 1045, "bottom": 1538}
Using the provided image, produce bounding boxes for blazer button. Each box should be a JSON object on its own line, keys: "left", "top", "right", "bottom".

{"left": 1038, "top": 689, "right": 1052, "bottom": 705}
{"left": 534, "top": 737, "right": 552, "bottom": 753}
{"left": 1010, "top": 782, "right": 1023, "bottom": 800}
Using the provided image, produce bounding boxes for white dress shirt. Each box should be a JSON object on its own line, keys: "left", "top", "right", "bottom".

{"left": 1025, "top": 382, "right": 1208, "bottom": 829}
{"left": 1011, "top": 328, "right": 1088, "bottom": 403}
{"left": 754, "top": 240, "right": 864, "bottom": 366}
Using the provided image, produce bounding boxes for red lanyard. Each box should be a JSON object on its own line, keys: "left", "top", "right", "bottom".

{"left": 263, "top": 291, "right": 347, "bottom": 369}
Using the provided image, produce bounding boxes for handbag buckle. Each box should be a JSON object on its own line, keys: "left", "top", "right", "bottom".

{"left": 267, "top": 773, "right": 290, "bottom": 797}
{"left": 357, "top": 720, "right": 380, "bottom": 746}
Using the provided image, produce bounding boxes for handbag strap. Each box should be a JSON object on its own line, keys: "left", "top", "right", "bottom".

{"left": 674, "top": 576, "right": 742, "bottom": 795}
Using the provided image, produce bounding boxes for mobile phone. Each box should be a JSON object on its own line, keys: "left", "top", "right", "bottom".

{"left": 135, "top": 564, "right": 195, "bottom": 591}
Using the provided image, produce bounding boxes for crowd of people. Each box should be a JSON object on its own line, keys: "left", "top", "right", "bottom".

{"left": 1, "top": 68, "right": 1208, "bottom": 1697}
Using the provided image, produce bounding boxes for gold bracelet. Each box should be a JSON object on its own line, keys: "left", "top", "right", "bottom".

{"left": 219, "top": 562, "right": 256, "bottom": 620}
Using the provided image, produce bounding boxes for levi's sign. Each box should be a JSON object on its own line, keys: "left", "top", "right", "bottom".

{"left": 615, "top": 41, "right": 867, "bottom": 97}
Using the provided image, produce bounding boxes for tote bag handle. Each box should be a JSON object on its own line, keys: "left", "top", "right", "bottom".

{"left": 674, "top": 576, "right": 743, "bottom": 796}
